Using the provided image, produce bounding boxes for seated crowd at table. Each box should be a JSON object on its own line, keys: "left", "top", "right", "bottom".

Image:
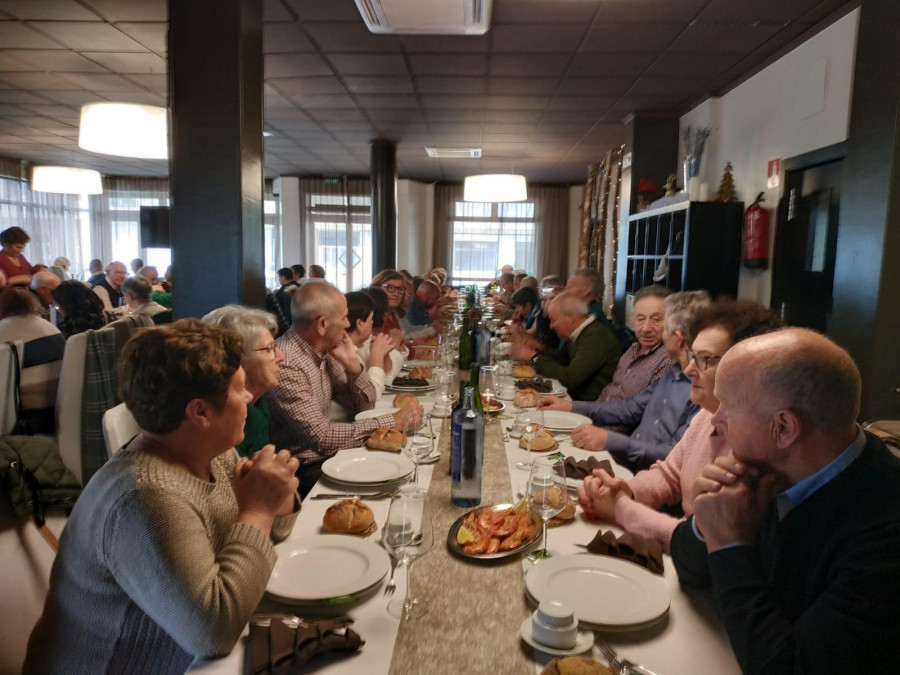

{"left": 2, "top": 223, "right": 899, "bottom": 674}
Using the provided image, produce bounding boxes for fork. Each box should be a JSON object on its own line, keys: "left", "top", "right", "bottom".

{"left": 595, "top": 637, "right": 660, "bottom": 675}
{"left": 383, "top": 556, "right": 400, "bottom": 597}
{"left": 310, "top": 491, "right": 394, "bottom": 500}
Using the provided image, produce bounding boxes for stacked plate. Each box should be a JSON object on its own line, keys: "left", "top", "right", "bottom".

{"left": 321, "top": 448, "right": 414, "bottom": 488}
{"left": 267, "top": 535, "right": 390, "bottom": 605}
{"left": 524, "top": 555, "right": 670, "bottom": 631}
{"left": 542, "top": 411, "right": 592, "bottom": 433}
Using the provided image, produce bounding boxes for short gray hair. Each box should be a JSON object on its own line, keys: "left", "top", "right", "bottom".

{"left": 122, "top": 275, "right": 152, "bottom": 301}
{"left": 552, "top": 291, "right": 589, "bottom": 318}
{"left": 290, "top": 279, "right": 338, "bottom": 329}
{"left": 202, "top": 304, "right": 278, "bottom": 363}
{"left": 664, "top": 290, "right": 711, "bottom": 340}
{"left": 520, "top": 276, "right": 539, "bottom": 289}
{"left": 572, "top": 267, "right": 603, "bottom": 299}
{"left": 633, "top": 284, "right": 672, "bottom": 304}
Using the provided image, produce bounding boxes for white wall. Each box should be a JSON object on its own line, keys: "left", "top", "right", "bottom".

{"left": 397, "top": 179, "right": 434, "bottom": 274}
{"left": 568, "top": 185, "right": 584, "bottom": 277}
{"left": 679, "top": 9, "right": 858, "bottom": 304}
{"left": 274, "top": 176, "right": 302, "bottom": 277}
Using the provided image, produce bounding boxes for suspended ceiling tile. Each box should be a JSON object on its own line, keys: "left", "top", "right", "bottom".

{"left": 414, "top": 76, "right": 484, "bottom": 95}
{"left": 121, "top": 72, "right": 166, "bottom": 92}
{"left": 58, "top": 72, "right": 143, "bottom": 91}
{"left": 492, "top": 24, "right": 589, "bottom": 52}
{"left": 31, "top": 21, "right": 149, "bottom": 51}
{"left": 81, "top": 51, "right": 166, "bottom": 73}
{"left": 0, "top": 72, "right": 80, "bottom": 90}
{"left": 284, "top": 0, "right": 365, "bottom": 22}
{"left": 114, "top": 22, "right": 167, "bottom": 52}
{"left": 0, "top": 21, "right": 67, "bottom": 48}
{"left": 290, "top": 93, "right": 358, "bottom": 108}
{"left": 420, "top": 94, "right": 482, "bottom": 110}
{"left": 354, "top": 94, "right": 419, "bottom": 109}
{"left": 268, "top": 76, "right": 346, "bottom": 95}
{"left": 3, "top": 49, "right": 109, "bottom": 73}
{"left": 0, "top": 90, "right": 53, "bottom": 104}
{"left": 327, "top": 53, "right": 408, "bottom": 76}
{"left": 304, "top": 22, "right": 401, "bottom": 52}
{"left": 0, "top": 0, "right": 98, "bottom": 21}
{"left": 489, "top": 54, "right": 571, "bottom": 77}
{"left": 482, "top": 109, "right": 541, "bottom": 123}
{"left": 567, "top": 52, "right": 656, "bottom": 78}
{"left": 484, "top": 95, "right": 549, "bottom": 110}
{"left": 265, "top": 53, "right": 333, "bottom": 77}
{"left": 698, "top": 0, "right": 822, "bottom": 24}
{"left": 546, "top": 96, "right": 618, "bottom": 111}
{"left": 556, "top": 76, "right": 636, "bottom": 97}
{"left": 262, "top": 0, "right": 293, "bottom": 23}
{"left": 668, "top": 22, "right": 783, "bottom": 54}
{"left": 492, "top": 0, "right": 600, "bottom": 24}
{"left": 0, "top": 53, "right": 37, "bottom": 72}
{"left": 408, "top": 54, "right": 487, "bottom": 77}
{"left": 399, "top": 34, "right": 488, "bottom": 53}
{"left": 343, "top": 75, "right": 414, "bottom": 94}
{"left": 263, "top": 23, "right": 317, "bottom": 53}
{"left": 486, "top": 77, "right": 559, "bottom": 95}
{"left": 581, "top": 23, "right": 688, "bottom": 52}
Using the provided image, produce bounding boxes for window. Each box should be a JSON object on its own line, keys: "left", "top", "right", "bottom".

{"left": 451, "top": 200, "right": 535, "bottom": 285}
{"left": 304, "top": 179, "right": 372, "bottom": 292}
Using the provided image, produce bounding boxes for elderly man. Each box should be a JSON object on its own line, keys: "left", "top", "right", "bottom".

{"left": 28, "top": 271, "right": 60, "bottom": 321}
{"left": 308, "top": 264, "right": 326, "bottom": 279}
{"left": 130, "top": 258, "right": 143, "bottom": 275}
{"left": 90, "top": 260, "right": 127, "bottom": 312}
{"left": 269, "top": 281, "right": 423, "bottom": 494}
{"left": 542, "top": 290, "right": 708, "bottom": 470}
{"left": 86, "top": 258, "right": 104, "bottom": 286}
{"left": 565, "top": 267, "right": 613, "bottom": 329}
{"left": 122, "top": 276, "right": 168, "bottom": 319}
{"left": 670, "top": 329, "right": 900, "bottom": 673}
{"left": 511, "top": 291, "right": 620, "bottom": 401}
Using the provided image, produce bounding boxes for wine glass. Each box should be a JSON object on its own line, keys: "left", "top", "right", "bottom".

{"left": 406, "top": 416, "right": 434, "bottom": 485}
{"left": 479, "top": 365, "right": 499, "bottom": 414}
{"left": 526, "top": 456, "right": 567, "bottom": 562}
{"left": 520, "top": 409, "right": 544, "bottom": 454}
{"left": 384, "top": 486, "right": 433, "bottom": 619}
{"left": 435, "top": 370, "right": 458, "bottom": 416}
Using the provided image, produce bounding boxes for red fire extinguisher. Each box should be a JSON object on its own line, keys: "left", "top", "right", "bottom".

{"left": 744, "top": 192, "right": 770, "bottom": 270}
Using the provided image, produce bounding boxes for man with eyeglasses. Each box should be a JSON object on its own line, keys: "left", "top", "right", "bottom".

{"left": 542, "top": 290, "right": 709, "bottom": 471}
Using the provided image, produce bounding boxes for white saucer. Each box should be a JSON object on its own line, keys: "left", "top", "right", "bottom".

{"left": 519, "top": 618, "right": 594, "bottom": 656}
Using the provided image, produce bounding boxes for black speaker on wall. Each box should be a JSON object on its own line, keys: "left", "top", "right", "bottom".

{"left": 139, "top": 206, "right": 170, "bottom": 248}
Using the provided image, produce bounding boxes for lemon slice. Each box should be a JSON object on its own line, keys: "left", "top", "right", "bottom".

{"left": 456, "top": 525, "right": 475, "bottom": 545}
{"left": 511, "top": 497, "right": 528, "bottom": 513}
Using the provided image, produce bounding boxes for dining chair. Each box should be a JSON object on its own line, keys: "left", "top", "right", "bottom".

{"left": 102, "top": 403, "right": 140, "bottom": 458}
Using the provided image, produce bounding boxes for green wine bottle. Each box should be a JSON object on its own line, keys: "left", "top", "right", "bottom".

{"left": 469, "top": 362, "right": 484, "bottom": 414}
{"left": 458, "top": 310, "right": 473, "bottom": 370}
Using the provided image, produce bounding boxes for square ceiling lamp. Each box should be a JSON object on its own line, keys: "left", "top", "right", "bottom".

{"left": 463, "top": 174, "right": 527, "bottom": 202}
{"left": 32, "top": 166, "right": 103, "bottom": 195}
{"left": 79, "top": 102, "right": 168, "bottom": 160}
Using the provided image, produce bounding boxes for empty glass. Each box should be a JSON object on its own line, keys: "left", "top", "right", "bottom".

{"left": 407, "top": 417, "right": 434, "bottom": 485}
{"left": 526, "top": 456, "right": 567, "bottom": 562}
{"left": 479, "top": 365, "right": 499, "bottom": 413}
{"left": 384, "top": 486, "right": 434, "bottom": 619}
{"left": 520, "top": 409, "right": 545, "bottom": 453}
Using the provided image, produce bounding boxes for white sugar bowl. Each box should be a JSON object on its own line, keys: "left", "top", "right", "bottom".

{"left": 531, "top": 601, "right": 578, "bottom": 649}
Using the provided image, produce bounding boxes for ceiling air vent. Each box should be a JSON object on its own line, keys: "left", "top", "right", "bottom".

{"left": 425, "top": 147, "right": 483, "bottom": 159}
{"left": 355, "top": 0, "right": 493, "bottom": 35}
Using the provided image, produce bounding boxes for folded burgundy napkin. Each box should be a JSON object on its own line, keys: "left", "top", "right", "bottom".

{"left": 559, "top": 456, "right": 614, "bottom": 481}
{"left": 583, "top": 529, "right": 664, "bottom": 575}
{"left": 245, "top": 617, "right": 364, "bottom": 674}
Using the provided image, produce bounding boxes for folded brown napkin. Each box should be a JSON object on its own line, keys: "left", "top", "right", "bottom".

{"left": 583, "top": 529, "right": 665, "bottom": 575}
{"left": 245, "top": 617, "right": 364, "bottom": 674}
{"left": 559, "top": 456, "right": 614, "bottom": 481}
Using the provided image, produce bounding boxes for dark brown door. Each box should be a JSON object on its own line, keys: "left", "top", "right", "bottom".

{"left": 771, "top": 154, "right": 843, "bottom": 332}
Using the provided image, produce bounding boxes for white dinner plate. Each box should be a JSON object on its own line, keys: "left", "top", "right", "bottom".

{"left": 321, "top": 448, "right": 415, "bottom": 484}
{"left": 519, "top": 618, "right": 594, "bottom": 656}
{"left": 401, "top": 359, "right": 436, "bottom": 370}
{"left": 541, "top": 411, "right": 592, "bottom": 432}
{"left": 386, "top": 382, "right": 438, "bottom": 393}
{"left": 267, "top": 535, "right": 390, "bottom": 603}
{"left": 525, "top": 554, "right": 670, "bottom": 628}
{"left": 355, "top": 407, "right": 399, "bottom": 422}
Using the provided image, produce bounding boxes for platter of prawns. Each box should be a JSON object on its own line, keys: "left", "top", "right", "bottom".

{"left": 447, "top": 502, "right": 541, "bottom": 560}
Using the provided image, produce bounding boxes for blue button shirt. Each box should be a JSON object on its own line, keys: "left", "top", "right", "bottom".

{"left": 572, "top": 363, "right": 699, "bottom": 470}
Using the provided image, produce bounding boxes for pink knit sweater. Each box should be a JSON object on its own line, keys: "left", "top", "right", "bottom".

{"left": 613, "top": 408, "right": 730, "bottom": 552}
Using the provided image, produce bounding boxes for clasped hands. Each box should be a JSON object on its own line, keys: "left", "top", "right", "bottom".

{"left": 691, "top": 455, "right": 788, "bottom": 553}
{"left": 576, "top": 468, "right": 633, "bottom": 522}
{"left": 233, "top": 445, "right": 300, "bottom": 528}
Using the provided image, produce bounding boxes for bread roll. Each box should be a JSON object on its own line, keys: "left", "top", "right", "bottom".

{"left": 322, "top": 499, "right": 375, "bottom": 534}
{"left": 512, "top": 364, "right": 536, "bottom": 378}
{"left": 392, "top": 392, "right": 419, "bottom": 408}
{"left": 366, "top": 427, "right": 407, "bottom": 452}
{"left": 519, "top": 429, "right": 557, "bottom": 452}
{"left": 542, "top": 657, "right": 614, "bottom": 675}
{"left": 548, "top": 495, "right": 577, "bottom": 527}
{"left": 408, "top": 367, "right": 433, "bottom": 379}
{"left": 513, "top": 387, "right": 540, "bottom": 408}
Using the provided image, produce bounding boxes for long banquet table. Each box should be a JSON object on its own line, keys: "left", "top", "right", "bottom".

{"left": 193, "top": 388, "right": 740, "bottom": 675}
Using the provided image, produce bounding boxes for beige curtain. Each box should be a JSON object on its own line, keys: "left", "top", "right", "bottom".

{"left": 579, "top": 148, "right": 623, "bottom": 315}
{"left": 432, "top": 183, "right": 461, "bottom": 272}
{"left": 532, "top": 185, "right": 569, "bottom": 280}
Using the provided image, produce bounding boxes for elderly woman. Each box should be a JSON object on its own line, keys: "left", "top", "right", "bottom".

{"left": 577, "top": 300, "right": 781, "bottom": 552}
{"left": 51, "top": 279, "right": 108, "bottom": 337}
{"left": 0, "top": 226, "right": 35, "bottom": 287}
{"left": 202, "top": 305, "right": 285, "bottom": 458}
{"left": 370, "top": 269, "right": 406, "bottom": 335}
{"left": 25, "top": 320, "right": 300, "bottom": 674}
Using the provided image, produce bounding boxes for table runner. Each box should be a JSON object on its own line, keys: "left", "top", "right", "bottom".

{"left": 388, "top": 420, "right": 532, "bottom": 674}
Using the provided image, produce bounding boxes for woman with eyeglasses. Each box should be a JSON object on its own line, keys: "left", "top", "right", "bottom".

{"left": 370, "top": 269, "right": 407, "bottom": 337}
{"left": 202, "top": 305, "right": 285, "bottom": 458}
{"left": 577, "top": 300, "right": 781, "bottom": 551}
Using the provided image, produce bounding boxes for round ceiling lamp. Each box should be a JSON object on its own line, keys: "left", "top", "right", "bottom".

{"left": 463, "top": 173, "right": 527, "bottom": 202}
{"left": 32, "top": 166, "right": 103, "bottom": 195}
{"left": 79, "top": 102, "right": 168, "bottom": 160}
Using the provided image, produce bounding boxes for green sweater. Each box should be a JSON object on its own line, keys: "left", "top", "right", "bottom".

{"left": 24, "top": 447, "right": 299, "bottom": 674}
{"left": 535, "top": 319, "right": 620, "bottom": 401}
{"left": 236, "top": 395, "right": 270, "bottom": 458}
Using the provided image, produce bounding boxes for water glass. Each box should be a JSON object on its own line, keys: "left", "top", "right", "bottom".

{"left": 526, "top": 456, "right": 567, "bottom": 562}
{"left": 479, "top": 365, "right": 499, "bottom": 413}
{"left": 384, "top": 486, "right": 433, "bottom": 619}
{"left": 407, "top": 417, "right": 434, "bottom": 485}
{"left": 520, "top": 409, "right": 544, "bottom": 453}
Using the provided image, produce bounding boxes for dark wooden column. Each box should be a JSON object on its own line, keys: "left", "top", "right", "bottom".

{"left": 167, "top": 0, "right": 265, "bottom": 318}
{"left": 371, "top": 140, "right": 397, "bottom": 273}
{"left": 613, "top": 113, "right": 679, "bottom": 324}
{"left": 830, "top": 0, "right": 900, "bottom": 421}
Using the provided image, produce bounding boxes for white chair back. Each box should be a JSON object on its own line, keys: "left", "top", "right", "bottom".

{"left": 102, "top": 403, "right": 140, "bottom": 458}
{"left": 54, "top": 333, "right": 88, "bottom": 484}
{"left": 0, "top": 342, "right": 19, "bottom": 435}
